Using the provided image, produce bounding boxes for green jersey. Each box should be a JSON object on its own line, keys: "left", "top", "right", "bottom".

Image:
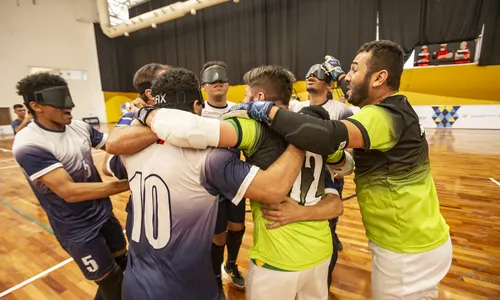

{"left": 227, "top": 117, "right": 343, "bottom": 271}
{"left": 346, "top": 94, "right": 449, "bottom": 253}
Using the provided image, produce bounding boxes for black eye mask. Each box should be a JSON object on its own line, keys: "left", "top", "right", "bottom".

{"left": 306, "top": 64, "right": 333, "bottom": 83}
{"left": 201, "top": 66, "right": 229, "bottom": 84}
{"left": 23, "top": 86, "right": 75, "bottom": 109}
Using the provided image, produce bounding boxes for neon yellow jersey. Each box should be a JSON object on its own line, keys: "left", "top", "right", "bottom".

{"left": 346, "top": 95, "right": 450, "bottom": 253}
{"left": 226, "top": 117, "right": 333, "bottom": 271}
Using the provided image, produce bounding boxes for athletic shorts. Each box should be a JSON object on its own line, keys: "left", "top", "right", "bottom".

{"left": 60, "top": 214, "right": 127, "bottom": 281}
{"left": 214, "top": 196, "right": 246, "bottom": 234}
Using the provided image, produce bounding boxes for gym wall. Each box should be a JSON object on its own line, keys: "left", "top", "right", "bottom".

{"left": 0, "top": 0, "right": 107, "bottom": 131}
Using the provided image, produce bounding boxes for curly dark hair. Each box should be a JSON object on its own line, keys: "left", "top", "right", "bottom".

{"left": 151, "top": 68, "right": 201, "bottom": 112}
{"left": 243, "top": 65, "right": 296, "bottom": 106}
{"left": 16, "top": 73, "right": 68, "bottom": 115}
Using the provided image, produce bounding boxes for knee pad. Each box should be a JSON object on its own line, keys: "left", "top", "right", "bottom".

{"left": 96, "top": 263, "right": 123, "bottom": 300}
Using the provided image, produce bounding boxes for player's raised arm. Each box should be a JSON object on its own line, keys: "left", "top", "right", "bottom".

{"left": 201, "top": 145, "right": 305, "bottom": 206}
{"left": 140, "top": 107, "right": 239, "bottom": 149}
{"left": 105, "top": 111, "right": 159, "bottom": 155}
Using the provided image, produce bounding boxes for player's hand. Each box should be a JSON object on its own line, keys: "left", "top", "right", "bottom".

{"left": 220, "top": 100, "right": 275, "bottom": 125}
{"left": 321, "top": 55, "right": 345, "bottom": 82}
{"left": 133, "top": 106, "right": 156, "bottom": 126}
{"left": 262, "top": 197, "right": 304, "bottom": 229}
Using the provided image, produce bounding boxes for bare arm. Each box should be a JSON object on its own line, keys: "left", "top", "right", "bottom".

{"left": 106, "top": 125, "right": 159, "bottom": 155}
{"left": 244, "top": 145, "right": 305, "bottom": 205}
{"left": 261, "top": 193, "right": 344, "bottom": 229}
{"left": 14, "top": 115, "right": 32, "bottom": 133}
{"left": 38, "top": 167, "right": 129, "bottom": 203}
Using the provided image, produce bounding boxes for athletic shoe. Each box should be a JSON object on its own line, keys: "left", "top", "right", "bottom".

{"left": 224, "top": 263, "right": 245, "bottom": 288}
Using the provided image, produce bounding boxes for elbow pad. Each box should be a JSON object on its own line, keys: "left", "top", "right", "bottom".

{"left": 327, "top": 151, "right": 354, "bottom": 177}
{"left": 151, "top": 109, "right": 220, "bottom": 149}
{"left": 271, "top": 108, "right": 349, "bottom": 156}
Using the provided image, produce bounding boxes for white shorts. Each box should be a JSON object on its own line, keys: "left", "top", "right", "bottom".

{"left": 246, "top": 258, "right": 331, "bottom": 300}
{"left": 370, "top": 236, "right": 453, "bottom": 300}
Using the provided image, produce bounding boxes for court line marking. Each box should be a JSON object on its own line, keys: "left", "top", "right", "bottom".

{"left": 0, "top": 158, "right": 14, "bottom": 163}
{"left": 0, "top": 229, "right": 127, "bottom": 297}
{"left": 0, "top": 257, "right": 74, "bottom": 298}
{"left": 0, "top": 147, "right": 12, "bottom": 153}
{"left": 490, "top": 178, "right": 500, "bottom": 186}
{"left": 0, "top": 199, "right": 54, "bottom": 234}
{"left": 0, "top": 165, "right": 18, "bottom": 170}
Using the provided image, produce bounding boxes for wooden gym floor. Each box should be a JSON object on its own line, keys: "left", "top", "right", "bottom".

{"left": 0, "top": 125, "right": 499, "bottom": 300}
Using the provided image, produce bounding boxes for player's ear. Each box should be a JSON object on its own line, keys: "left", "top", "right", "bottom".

{"left": 145, "top": 89, "right": 154, "bottom": 101}
{"left": 372, "top": 70, "right": 388, "bottom": 88}
{"left": 201, "top": 83, "right": 206, "bottom": 91}
{"left": 29, "top": 101, "right": 42, "bottom": 114}
{"left": 192, "top": 100, "right": 203, "bottom": 116}
{"left": 257, "top": 92, "right": 266, "bottom": 101}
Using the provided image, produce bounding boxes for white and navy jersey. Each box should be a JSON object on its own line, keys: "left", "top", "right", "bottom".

{"left": 290, "top": 99, "right": 354, "bottom": 120}
{"left": 108, "top": 144, "right": 257, "bottom": 300}
{"left": 202, "top": 101, "right": 235, "bottom": 119}
{"left": 12, "top": 120, "right": 111, "bottom": 242}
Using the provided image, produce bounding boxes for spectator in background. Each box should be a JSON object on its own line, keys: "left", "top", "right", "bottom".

{"left": 11, "top": 104, "right": 31, "bottom": 134}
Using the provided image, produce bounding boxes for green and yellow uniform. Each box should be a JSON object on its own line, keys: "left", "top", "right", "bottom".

{"left": 346, "top": 94, "right": 449, "bottom": 253}
{"left": 226, "top": 117, "right": 343, "bottom": 271}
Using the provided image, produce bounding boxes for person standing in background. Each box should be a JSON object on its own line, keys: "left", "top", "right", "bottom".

{"left": 11, "top": 104, "right": 32, "bottom": 134}
{"left": 289, "top": 62, "right": 354, "bottom": 289}
{"left": 200, "top": 61, "right": 244, "bottom": 300}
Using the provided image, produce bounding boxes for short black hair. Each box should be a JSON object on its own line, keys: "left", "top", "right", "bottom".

{"left": 151, "top": 68, "right": 201, "bottom": 112}
{"left": 202, "top": 61, "right": 227, "bottom": 72}
{"left": 133, "top": 63, "right": 172, "bottom": 91}
{"left": 358, "top": 40, "right": 404, "bottom": 90}
{"left": 16, "top": 73, "right": 68, "bottom": 115}
{"left": 13, "top": 104, "right": 24, "bottom": 110}
{"left": 243, "top": 65, "right": 296, "bottom": 106}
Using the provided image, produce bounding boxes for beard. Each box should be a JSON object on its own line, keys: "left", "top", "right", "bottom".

{"left": 306, "top": 86, "right": 318, "bottom": 94}
{"left": 347, "top": 75, "right": 370, "bottom": 107}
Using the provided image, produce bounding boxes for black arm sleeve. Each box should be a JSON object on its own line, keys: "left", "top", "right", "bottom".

{"left": 338, "top": 76, "right": 349, "bottom": 95}
{"left": 270, "top": 108, "right": 349, "bottom": 156}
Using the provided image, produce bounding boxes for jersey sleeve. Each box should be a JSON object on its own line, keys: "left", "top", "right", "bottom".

{"left": 326, "top": 150, "right": 345, "bottom": 165}
{"left": 115, "top": 111, "right": 136, "bottom": 128}
{"left": 339, "top": 106, "right": 354, "bottom": 120}
{"left": 85, "top": 123, "right": 107, "bottom": 149}
{"left": 225, "top": 117, "right": 261, "bottom": 155}
{"left": 200, "top": 148, "right": 260, "bottom": 205}
{"left": 14, "top": 145, "right": 63, "bottom": 181}
{"left": 346, "top": 105, "right": 403, "bottom": 152}
{"left": 106, "top": 155, "right": 128, "bottom": 180}
{"left": 323, "top": 168, "right": 340, "bottom": 196}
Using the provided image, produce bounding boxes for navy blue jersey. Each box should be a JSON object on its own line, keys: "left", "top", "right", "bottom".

{"left": 110, "top": 144, "right": 258, "bottom": 300}
{"left": 12, "top": 120, "right": 112, "bottom": 242}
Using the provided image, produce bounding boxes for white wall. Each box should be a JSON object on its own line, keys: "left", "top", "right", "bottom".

{"left": 0, "top": 0, "right": 106, "bottom": 133}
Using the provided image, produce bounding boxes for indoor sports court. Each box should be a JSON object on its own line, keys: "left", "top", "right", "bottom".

{"left": 1, "top": 0, "right": 499, "bottom": 300}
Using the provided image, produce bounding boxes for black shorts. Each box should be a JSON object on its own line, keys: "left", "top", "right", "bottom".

{"left": 60, "top": 214, "right": 127, "bottom": 281}
{"left": 214, "top": 196, "right": 246, "bottom": 234}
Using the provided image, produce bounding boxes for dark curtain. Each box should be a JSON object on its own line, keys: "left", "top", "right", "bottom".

{"left": 378, "top": 0, "right": 425, "bottom": 58}
{"left": 95, "top": 0, "right": 377, "bottom": 92}
{"left": 420, "top": 0, "right": 484, "bottom": 45}
{"left": 479, "top": 0, "right": 500, "bottom": 66}
{"left": 379, "top": 0, "right": 485, "bottom": 61}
